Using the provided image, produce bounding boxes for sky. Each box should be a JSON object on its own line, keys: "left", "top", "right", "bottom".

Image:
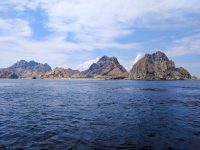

{"left": 0, "top": 0, "right": 200, "bottom": 76}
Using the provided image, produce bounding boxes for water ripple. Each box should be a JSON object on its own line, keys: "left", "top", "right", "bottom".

{"left": 0, "top": 80, "right": 199, "bottom": 149}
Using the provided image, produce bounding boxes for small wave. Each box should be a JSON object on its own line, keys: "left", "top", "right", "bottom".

{"left": 138, "top": 88, "right": 168, "bottom": 92}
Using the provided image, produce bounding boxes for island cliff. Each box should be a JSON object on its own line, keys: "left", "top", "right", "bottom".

{"left": 129, "top": 51, "right": 191, "bottom": 80}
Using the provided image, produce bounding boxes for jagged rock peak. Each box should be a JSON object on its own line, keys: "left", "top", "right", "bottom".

{"left": 152, "top": 51, "right": 169, "bottom": 61}
{"left": 82, "top": 56, "right": 128, "bottom": 79}
{"left": 98, "top": 56, "right": 119, "bottom": 63}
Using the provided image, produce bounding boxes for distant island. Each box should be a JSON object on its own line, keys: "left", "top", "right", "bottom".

{"left": 0, "top": 51, "right": 198, "bottom": 80}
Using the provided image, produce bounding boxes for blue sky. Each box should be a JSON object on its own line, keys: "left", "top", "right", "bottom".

{"left": 0, "top": 0, "right": 200, "bottom": 76}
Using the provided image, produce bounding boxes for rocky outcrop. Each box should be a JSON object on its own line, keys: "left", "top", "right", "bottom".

{"left": 82, "top": 56, "right": 128, "bottom": 79}
{"left": 129, "top": 51, "right": 191, "bottom": 80}
{"left": 0, "top": 60, "right": 52, "bottom": 79}
{"left": 8, "top": 60, "right": 52, "bottom": 73}
{"left": 41, "top": 67, "right": 80, "bottom": 79}
{"left": 0, "top": 70, "right": 19, "bottom": 79}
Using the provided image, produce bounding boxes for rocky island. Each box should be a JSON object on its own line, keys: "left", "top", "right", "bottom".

{"left": 0, "top": 60, "right": 52, "bottom": 79}
{"left": 129, "top": 51, "right": 191, "bottom": 80}
{"left": 81, "top": 56, "right": 129, "bottom": 79}
{"left": 0, "top": 51, "right": 197, "bottom": 80}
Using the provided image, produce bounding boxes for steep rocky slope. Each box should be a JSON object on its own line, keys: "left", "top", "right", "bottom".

{"left": 82, "top": 56, "right": 128, "bottom": 79}
{"left": 129, "top": 51, "right": 191, "bottom": 80}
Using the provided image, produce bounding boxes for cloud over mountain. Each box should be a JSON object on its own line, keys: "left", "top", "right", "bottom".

{"left": 0, "top": 0, "right": 200, "bottom": 76}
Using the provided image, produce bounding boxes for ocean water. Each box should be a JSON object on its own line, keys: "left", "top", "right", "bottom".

{"left": 0, "top": 79, "right": 200, "bottom": 150}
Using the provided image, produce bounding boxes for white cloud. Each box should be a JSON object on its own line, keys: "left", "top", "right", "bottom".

{"left": 166, "top": 33, "right": 200, "bottom": 57}
{"left": 0, "top": 18, "right": 32, "bottom": 37}
{"left": 133, "top": 53, "right": 143, "bottom": 65}
{"left": 0, "top": 0, "right": 200, "bottom": 71}
{"left": 40, "top": 1, "right": 200, "bottom": 43}
{"left": 77, "top": 57, "right": 99, "bottom": 71}
{"left": 5, "top": 0, "right": 200, "bottom": 45}
{"left": 121, "top": 53, "right": 143, "bottom": 71}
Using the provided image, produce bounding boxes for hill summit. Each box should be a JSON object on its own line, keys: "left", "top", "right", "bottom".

{"left": 82, "top": 56, "right": 128, "bottom": 79}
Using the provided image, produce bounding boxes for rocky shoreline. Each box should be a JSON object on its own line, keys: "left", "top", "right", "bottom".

{"left": 0, "top": 51, "right": 198, "bottom": 80}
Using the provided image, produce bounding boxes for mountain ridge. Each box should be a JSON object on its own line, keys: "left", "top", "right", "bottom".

{"left": 8, "top": 60, "right": 52, "bottom": 73}
{"left": 0, "top": 52, "right": 197, "bottom": 80}
{"left": 0, "top": 60, "right": 52, "bottom": 79}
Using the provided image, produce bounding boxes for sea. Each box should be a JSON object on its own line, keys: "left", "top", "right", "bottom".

{"left": 0, "top": 79, "right": 200, "bottom": 150}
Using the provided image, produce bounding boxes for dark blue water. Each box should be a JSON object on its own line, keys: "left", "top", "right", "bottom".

{"left": 0, "top": 80, "right": 200, "bottom": 150}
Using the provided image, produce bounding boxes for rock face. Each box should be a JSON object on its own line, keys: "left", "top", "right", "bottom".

{"left": 129, "top": 51, "right": 191, "bottom": 80}
{"left": 1, "top": 60, "right": 52, "bottom": 79}
{"left": 0, "top": 70, "right": 19, "bottom": 79}
{"left": 82, "top": 56, "right": 128, "bottom": 79}
{"left": 8, "top": 60, "right": 52, "bottom": 73}
{"left": 41, "top": 67, "right": 80, "bottom": 79}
